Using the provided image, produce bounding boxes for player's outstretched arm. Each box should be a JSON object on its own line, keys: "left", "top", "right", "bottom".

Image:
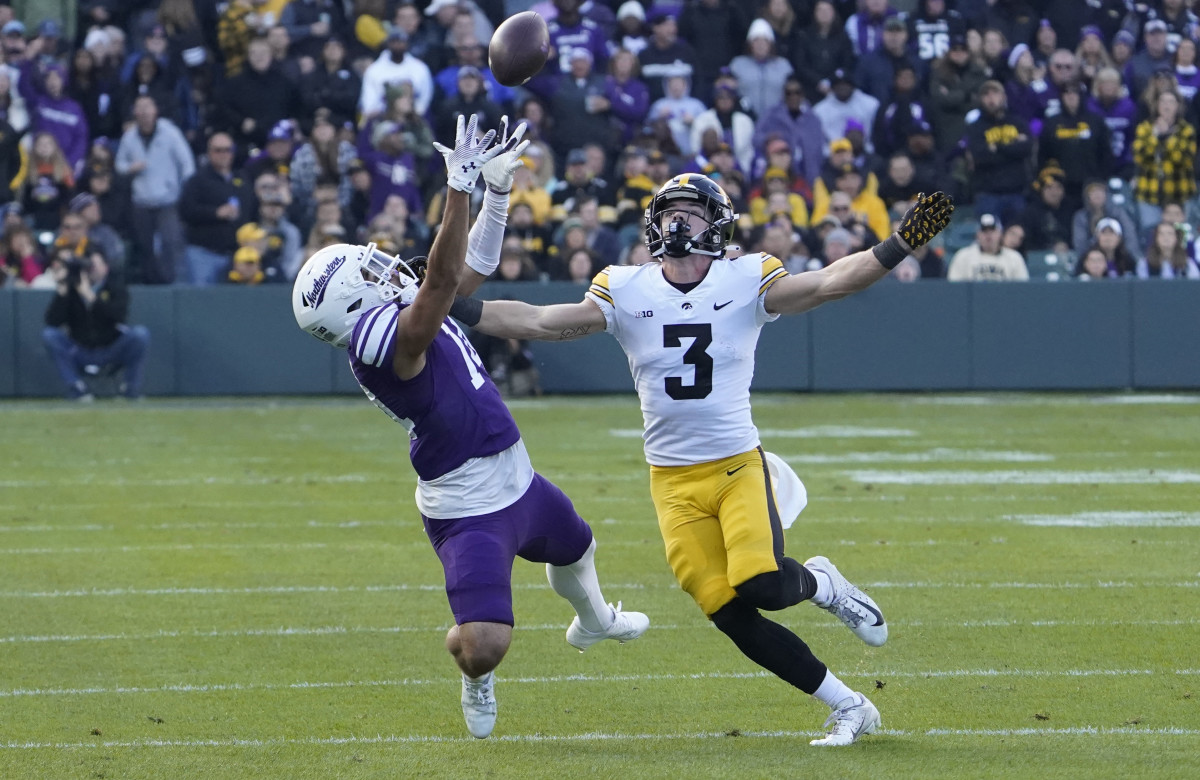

{"left": 765, "top": 192, "right": 954, "bottom": 316}
{"left": 452, "top": 297, "right": 607, "bottom": 341}
{"left": 459, "top": 117, "right": 529, "bottom": 297}
{"left": 393, "top": 115, "right": 498, "bottom": 379}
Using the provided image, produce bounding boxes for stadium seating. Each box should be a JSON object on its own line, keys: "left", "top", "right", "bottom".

{"left": 1024, "top": 249, "right": 1074, "bottom": 281}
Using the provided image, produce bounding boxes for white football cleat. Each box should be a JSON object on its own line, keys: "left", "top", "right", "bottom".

{"left": 804, "top": 556, "right": 888, "bottom": 647}
{"left": 565, "top": 602, "right": 649, "bottom": 652}
{"left": 810, "top": 692, "right": 881, "bottom": 747}
{"left": 460, "top": 671, "right": 497, "bottom": 739}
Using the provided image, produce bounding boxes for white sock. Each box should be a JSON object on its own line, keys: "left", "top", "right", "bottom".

{"left": 546, "top": 538, "right": 614, "bottom": 633}
{"left": 808, "top": 564, "right": 834, "bottom": 607}
{"left": 812, "top": 669, "right": 857, "bottom": 710}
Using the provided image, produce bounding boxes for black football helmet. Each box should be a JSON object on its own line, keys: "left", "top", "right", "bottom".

{"left": 644, "top": 174, "right": 738, "bottom": 259}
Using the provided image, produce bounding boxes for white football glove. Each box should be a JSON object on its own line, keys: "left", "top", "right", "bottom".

{"left": 481, "top": 116, "right": 530, "bottom": 194}
{"left": 432, "top": 114, "right": 499, "bottom": 194}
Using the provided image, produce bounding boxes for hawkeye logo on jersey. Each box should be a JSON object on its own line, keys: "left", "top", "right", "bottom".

{"left": 304, "top": 255, "right": 346, "bottom": 308}
{"left": 634, "top": 310, "right": 654, "bottom": 318}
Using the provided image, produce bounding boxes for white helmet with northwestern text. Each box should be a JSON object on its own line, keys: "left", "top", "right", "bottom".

{"left": 292, "top": 243, "right": 420, "bottom": 348}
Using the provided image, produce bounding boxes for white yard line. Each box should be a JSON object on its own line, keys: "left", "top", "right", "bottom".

{"left": 3, "top": 726, "right": 1200, "bottom": 751}
{"left": 0, "top": 542, "right": 343, "bottom": 555}
{"left": 781, "top": 450, "right": 1053, "bottom": 464}
{"left": 2, "top": 579, "right": 1195, "bottom": 599}
{"left": 0, "top": 475, "right": 373, "bottom": 488}
{"left": 609, "top": 427, "right": 918, "bottom": 438}
{"left": 845, "top": 470, "right": 1200, "bottom": 485}
{"left": 2, "top": 668, "right": 1198, "bottom": 700}
{"left": 905, "top": 394, "right": 1200, "bottom": 406}
{"left": 4, "top": 617, "right": 1199, "bottom": 646}
{"left": 1006, "top": 512, "right": 1200, "bottom": 527}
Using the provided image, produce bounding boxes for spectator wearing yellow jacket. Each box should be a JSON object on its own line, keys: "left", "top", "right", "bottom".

{"left": 810, "top": 163, "right": 891, "bottom": 243}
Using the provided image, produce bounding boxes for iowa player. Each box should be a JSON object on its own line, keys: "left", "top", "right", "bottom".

{"left": 456, "top": 174, "right": 953, "bottom": 746}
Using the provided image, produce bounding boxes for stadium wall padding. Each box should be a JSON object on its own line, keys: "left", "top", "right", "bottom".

{"left": 2, "top": 280, "right": 1197, "bottom": 397}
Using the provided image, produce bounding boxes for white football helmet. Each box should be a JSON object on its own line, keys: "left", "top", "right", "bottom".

{"left": 292, "top": 242, "right": 420, "bottom": 348}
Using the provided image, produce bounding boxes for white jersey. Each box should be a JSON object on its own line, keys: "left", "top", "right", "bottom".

{"left": 586, "top": 254, "right": 788, "bottom": 466}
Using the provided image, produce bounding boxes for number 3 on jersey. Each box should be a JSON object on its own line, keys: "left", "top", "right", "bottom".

{"left": 663, "top": 323, "right": 713, "bottom": 399}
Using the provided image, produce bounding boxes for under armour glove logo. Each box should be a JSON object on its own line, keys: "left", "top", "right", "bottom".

{"left": 898, "top": 192, "right": 954, "bottom": 251}
{"left": 432, "top": 114, "right": 500, "bottom": 193}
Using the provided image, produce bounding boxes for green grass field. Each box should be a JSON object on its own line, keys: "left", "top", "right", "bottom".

{"left": 2, "top": 393, "right": 1198, "bottom": 779}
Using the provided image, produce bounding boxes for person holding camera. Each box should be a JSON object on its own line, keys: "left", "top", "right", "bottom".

{"left": 42, "top": 247, "right": 149, "bottom": 401}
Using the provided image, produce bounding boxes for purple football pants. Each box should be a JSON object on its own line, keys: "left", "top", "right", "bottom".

{"left": 422, "top": 473, "right": 594, "bottom": 626}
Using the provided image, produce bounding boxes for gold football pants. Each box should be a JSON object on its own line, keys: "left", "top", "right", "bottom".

{"left": 650, "top": 447, "right": 786, "bottom": 616}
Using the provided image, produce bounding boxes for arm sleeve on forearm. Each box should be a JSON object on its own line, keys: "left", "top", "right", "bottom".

{"left": 465, "top": 188, "right": 510, "bottom": 277}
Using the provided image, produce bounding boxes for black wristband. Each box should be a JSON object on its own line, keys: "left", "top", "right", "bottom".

{"left": 449, "top": 295, "right": 483, "bottom": 327}
{"left": 872, "top": 234, "right": 910, "bottom": 270}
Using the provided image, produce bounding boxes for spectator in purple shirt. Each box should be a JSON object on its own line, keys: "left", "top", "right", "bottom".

{"left": 30, "top": 63, "right": 88, "bottom": 175}
{"left": 362, "top": 119, "right": 423, "bottom": 221}
{"left": 547, "top": 0, "right": 608, "bottom": 77}
{"left": 753, "top": 76, "right": 827, "bottom": 186}
{"left": 844, "top": 0, "right": 897, "bottom": 57}
{"left": 1173, "top": 37, "right": 1200, "bottom": 104}
{"left": 603, "top": 48, "right": 649, "bottom": 144}
{"left": 1088, "top": 67, "right": 1138, "bottom": 177}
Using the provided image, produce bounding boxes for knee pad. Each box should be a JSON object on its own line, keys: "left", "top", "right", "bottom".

{"left": 734, "top": 558, "right": 812, "bottom": 611}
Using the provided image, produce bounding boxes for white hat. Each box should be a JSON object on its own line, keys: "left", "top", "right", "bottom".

{"left": 1095, "top": 217, "right": 1123, "bottom": 236}
{"left": 764, "top": 452, "right": 807, "bottom": 530}
{"left": 425, "top": 0, "right": 458, "bottom": 16}
{"left": 617, "top": 1, "right": 645, "bottom": 21}
{"left": 747, "top": 18, "right": 776, "bottom": 42}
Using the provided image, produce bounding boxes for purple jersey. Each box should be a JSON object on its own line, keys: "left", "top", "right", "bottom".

{"left": 547, "top": 18, "right": 608, "bottom": 74}
{"left": 348, "top": 303, "right": 520, "bottom": 481}
{"left": 1087, "top": 95, "right": 1137, "bottom": 168}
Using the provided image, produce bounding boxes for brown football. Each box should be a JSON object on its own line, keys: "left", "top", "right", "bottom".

{"left": 488, "top": 11, "right": 550, "bottom": 87}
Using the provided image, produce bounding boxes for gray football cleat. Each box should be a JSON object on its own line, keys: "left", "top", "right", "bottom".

{"left": 565, "top": 602, "right": 649, "bottom": 652}
{"left": 804, "top": 556, "right": 887, "bottom": 647}
{"left": 460, "top": 671, "right": 497, "bottom": 739}
{"left": 810, "top": 692, "right": 882, "bottom": 747}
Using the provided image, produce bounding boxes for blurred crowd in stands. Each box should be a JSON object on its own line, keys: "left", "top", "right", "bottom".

{"left": 3, "top": 0, "right": 1200, "bottom": 291}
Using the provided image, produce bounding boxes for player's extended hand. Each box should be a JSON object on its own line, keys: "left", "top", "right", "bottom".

{"left": 481, "top": 116, "right": 530, "bottom": 194}
{"left": 896, "top": 191, "right": 954, "bottom": 251}
{"left": 432, "top": 114, "right": 499, "bottom": 194}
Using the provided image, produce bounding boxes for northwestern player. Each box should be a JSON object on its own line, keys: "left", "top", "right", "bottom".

{"left": 456, "top": 175, "right": 953, "bottom": 746}
{"left": 291, "top": 116, "right": 648, "bottom": 740}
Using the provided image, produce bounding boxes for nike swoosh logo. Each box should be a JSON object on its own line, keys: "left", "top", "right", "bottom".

{"left": 726, "top": 464, "right": 747, "bottom": 476}
{"left": 714, "top": 300, "right": 733, "bottom": 310}
{"left": 851, "top": 596, "right": 884, "bottom": 626}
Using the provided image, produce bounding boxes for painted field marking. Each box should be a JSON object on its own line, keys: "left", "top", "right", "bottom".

{"left": 2, "top": 578, "right": 1196, "bottom": 600}
{"left": 780, "top": 449, "right": 1053, "bottom": 464}
{"left": 609, "top": 427, "right": 918, "bottom": 439}
{"left": 0, "top": 538, "right": 661, "bottom": 555}
{"left": 1006, "top": 512, "right": 1200, "bottom": 527}
{"left": 0, "top": 542, "right": 340, "bottom": 555}
{"left": 845, "top": 470, "right": 1200, "bottom": 485}
{"left": 5, "top": 617, "right": 1199, "bottom": 646}
{"left": 3, "top": 668, "right": 1199, "bottom": 699}
{"left": 3, "top": 726, "right": 1200, "bottom": 751}
{"left": 0, "top": 474, "right": 373, "bottom": 489}
{"left": 905, "top": 394, "right": 1200, "bottom": 406}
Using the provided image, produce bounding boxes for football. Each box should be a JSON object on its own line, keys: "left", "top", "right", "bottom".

{"left": 488, "top": 11, "right": 550, "bottom": 87}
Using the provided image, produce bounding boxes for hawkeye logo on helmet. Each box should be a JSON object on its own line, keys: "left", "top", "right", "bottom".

{"left": 304, "top": 255, "right": 346, "bottom": 308}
